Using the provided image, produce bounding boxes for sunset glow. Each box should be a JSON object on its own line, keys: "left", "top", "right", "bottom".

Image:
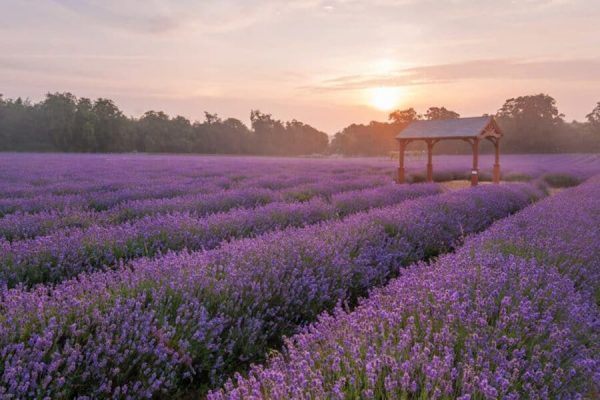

{"left": 0, "top": 1, "right": 599, "bottom": 133}
{"left": 368, "top": 87, "right": 404, "bottom": 111}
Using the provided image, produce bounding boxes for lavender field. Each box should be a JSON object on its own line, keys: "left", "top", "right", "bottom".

{"left": 1, "top": 153, "right": 599, "bottom": 399}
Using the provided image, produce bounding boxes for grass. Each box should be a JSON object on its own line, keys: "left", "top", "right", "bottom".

{"left": 543, "top": 173, "right": 581, "bottom": 188}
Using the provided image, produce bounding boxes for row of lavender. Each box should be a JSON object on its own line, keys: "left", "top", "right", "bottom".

{"left": 1, "top": 154, "right": 596, "bottom": 240}
{"left": 0, "top": 183, "right": 541, "bottom": 398}
{"left": 0, "top": 173, "right": 391, "bottom": 217}
{"left": 0, "top": 154, "right": 393, "bottom": 198}
{"left": 3, "top": 154, "right": 598, "bottom": 201}
{"left": 0, "top": 176, "right": 392, "bottom": 240}
{"left": 0, "top": 184, "right": 440, "bottom": 287}
{"left": 403, "top": 153, "right": 600, "bottom": 184}
{"left": 211, "top": 177, "right": 600, "bottom": 399}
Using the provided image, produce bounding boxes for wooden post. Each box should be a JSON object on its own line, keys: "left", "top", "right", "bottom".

{"left": 397, "top": 140, "right": 406, "bottom": 184}
{"left": 426, "top": 140, "right": 434, "bottom": 182}
{"left": 471, "top": 138, "right": 479, "bottom": 186}
{"left": 493, "top": 138, "right": 501, "bottom": 184}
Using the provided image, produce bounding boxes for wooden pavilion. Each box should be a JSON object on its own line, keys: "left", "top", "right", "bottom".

{"left": 395, "top": 116, "right": 503, "bottom": 186}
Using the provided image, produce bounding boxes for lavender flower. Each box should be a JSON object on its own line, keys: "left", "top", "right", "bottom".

{"left": 0, "top": 183, "right": 538, "bottom": 397}
{"left": 0, "top": 184, "right": 438, "bottom": 287}
{"left": 210, "top": 178, "right": 600, "bottom": 399}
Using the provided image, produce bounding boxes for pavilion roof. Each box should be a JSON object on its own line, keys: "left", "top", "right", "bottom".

{"left": 396, "top": 116, "right": 501, "bottom": 140}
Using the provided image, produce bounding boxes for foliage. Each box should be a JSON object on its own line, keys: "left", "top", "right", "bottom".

{"left": 586, "top": 102, "right": 600, "bottom": 132}
{"left": 333, "top": 94, "right": 600, "bottom": 155}
{"left": 211, "top": 177, "right": 600, "bottom": 400}
{"left": 388, "top": 107, "right": 419, "bottom": 124}
{"left": 543, "top": 173, "right": 581, "bottom": 188}
{"left": 1, "top": 92, "right": 599, "bottom": 156}
{"left": 0, "top": 181, "right": 537, "bottom": 397}
{"left": 503, "top": 172, "right": 532, "bottom": 182}
{"left": 0, "top": 93, "right": 329, "bottom": 155}
{"left": 424, "top": 106, "right": 460, "bottom": 120}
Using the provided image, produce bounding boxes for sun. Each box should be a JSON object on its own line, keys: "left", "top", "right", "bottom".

{"left": 368, "top": 87, "right": 404, "bottom": 111}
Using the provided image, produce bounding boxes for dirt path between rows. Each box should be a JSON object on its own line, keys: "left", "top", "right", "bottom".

{"left": 441, "top": 180, "right": 565, "bottom": 196}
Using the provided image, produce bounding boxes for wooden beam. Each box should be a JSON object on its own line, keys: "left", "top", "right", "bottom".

{"left": 493, "top": 138, "right": 501, "bottom": 184}
{"left": 397, "top": 140, "right": 406, "bottom": 184}
{"left": 471, "top": 138, "right": 480, "bottom": 186}
{"left": 426, "top": 139, "right": 435, "bottom": 182}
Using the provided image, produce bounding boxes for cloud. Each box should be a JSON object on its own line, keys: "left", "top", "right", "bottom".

{"left": 49, "top": 0, "right": 330, "bottom": 34}
{"left": 51, "top": 0, "right": 181, "bottom": 33}
{"left": 307, "top": 58, "right": 600, "bottom": 91}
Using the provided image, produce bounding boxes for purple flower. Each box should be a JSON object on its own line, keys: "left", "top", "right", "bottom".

{"left": 210, "top": 177, "right": 600, "bottom": 399}
{"left": 0, "top": 180, "right": 537, "bottom": 397}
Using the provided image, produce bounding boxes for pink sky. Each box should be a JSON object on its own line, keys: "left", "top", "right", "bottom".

{"left": 1, "top": 0, "right": 600, "bottom": 134}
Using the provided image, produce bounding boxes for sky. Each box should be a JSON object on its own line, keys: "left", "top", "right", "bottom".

{"left": 1, "top": 0, "right": 600, "bottom": 134}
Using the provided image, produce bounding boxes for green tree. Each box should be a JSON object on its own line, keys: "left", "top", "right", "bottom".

{"left": 388, "top": 108, "right": 420, "bottom": 125}
{"left": 586, "top": 102, "right": 600, "bottom": 129}
{"left": 424, "top": 106, "right": 460, "bottom": 120}
{"left": 250, "top": 110, "right": 286, "bottom": 155}
{"left": 137, "top": 111, "right": 172, "bottom": 152}
{"left": 92, "top": 98, "right": 126, "bottom": 152}
{"left": 330, "top": 121, "right": 398, "bottom": 156}
{"left": 72, "top": 98, "right": 96, "bottom": 151}
{"left": 284, "top": 119, "right": 329, "bottom": 155}
{"left": 496, "top": 94, "right": 564, "bottom": 152}
{"left": 0, "top": 97, "right": 45, "bottom": 150}
{"left": 204, "top": 112, "right": 221, "bottom": 125}
{"left": 497, "top": 94, "right": 564, "bottom": 123}
{"left": 193, "top": 114, "right": 253, "bottom": 154}
{"left": 0, "top": 94, "right": 7, "bottom": 149}
{"left": 40, "top": 92, "right": 78, "bottom": 151}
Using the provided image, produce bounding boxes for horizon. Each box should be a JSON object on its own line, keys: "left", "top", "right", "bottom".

{"left": 2, "top": 0, "right": 600, "bottom": 134}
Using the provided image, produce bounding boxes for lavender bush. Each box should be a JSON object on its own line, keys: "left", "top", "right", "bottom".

{"left": 0, "top": 184, "right": 539, "bottom": 398}
{"left": 0, "top": 173, "right": 388, "bottom": 218}
{"left": 0, "top": 184, "right": 439, "bottom": 287}
{"left": 0, "top": 188, "right": 281, "bottom": 241}
{"left": 2, "top": 153, "right": 598, "bottom": 200}
{"left": 0, "top": 153, "right": 395, "bottom": 201}
{"left": 0, "top": 175, "right": 391, "bottom": 239}
{"left": 211, "top": 178, "right": 600, "bottom": 399}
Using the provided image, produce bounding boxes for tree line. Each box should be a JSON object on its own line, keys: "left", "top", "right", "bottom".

{"left": 1, "top": 92, "right": 599, "bottom": 155}
{"left": 0, "top": 93, "right": 328, "bottom": 155}
{"left": 331, "top": 96, "right": 600, "bottom": 155}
